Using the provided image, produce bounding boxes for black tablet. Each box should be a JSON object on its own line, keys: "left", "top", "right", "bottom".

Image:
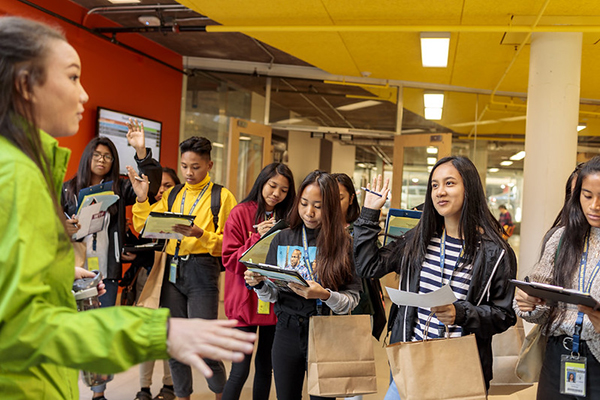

{"left": 510, "top": 279, "right": 600, "bottom": 309}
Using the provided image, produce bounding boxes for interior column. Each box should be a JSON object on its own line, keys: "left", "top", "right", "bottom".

{"left": 519, "top": 32, "right": 582, "bottom": 278}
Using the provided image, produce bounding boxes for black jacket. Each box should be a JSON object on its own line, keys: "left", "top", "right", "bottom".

{"left": 61, "top": 149, "right": 161, "bottom": 280}
{"left": 353, "top": 207, "right": 517, "bottom": 388}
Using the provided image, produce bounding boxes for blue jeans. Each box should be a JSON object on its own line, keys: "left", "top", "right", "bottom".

{"left": 161, "top": 254, "right": 225, "bottom": 398}
{"left": 91, "top": 279, "right": 118, "bottom": 393}
{"left": 383, "top": 372, "right": 400, "bottom": 400}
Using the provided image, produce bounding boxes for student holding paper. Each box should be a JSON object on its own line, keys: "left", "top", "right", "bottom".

{"left": 221, "top": 162, "right": 295, "bottom": 400}
{"left": 128, "top": 136, "right": 237, "bottom": 400}
{"left": 244, "top": 170, "right": 361, "bottom": 400}
{"left": 515, "top": 156, "right": 600, "bottom": 398}
{"left": 353, "top": 156, "right": 516, "bottom": 397}
{"left": 0, "top": 16, "right": 255, "bottom": 400}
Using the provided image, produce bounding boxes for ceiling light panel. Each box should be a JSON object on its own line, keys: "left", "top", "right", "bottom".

{"left": 108, "top": 0, "right": 141, "bottom": 3}
{"left": 424, "top": 108, "right": 442, "bottom": 120}
{"left": 500, "top": 161, "right": 513, "bottom": 166}
{"left": 509, "top": 151, "right": 526, "bottom": 161}
{"left": 420, "top": 32, "right": 451, "bottom": 68}
{"left": 424, "top": 93, "right": 444, "bottom": 108}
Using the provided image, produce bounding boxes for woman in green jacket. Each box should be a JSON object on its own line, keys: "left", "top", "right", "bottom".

{"left": 0, "top": 16, "right": 255, "bottom": 400}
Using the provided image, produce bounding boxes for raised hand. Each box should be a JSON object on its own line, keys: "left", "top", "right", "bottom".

{"left": 126, "top": 165, "right": 149, "bottom": 203}
{"left": 363, "top": 174, "right": 390, "bottom": 210}
{"left": 126, "top": 118, "right": 147, "bottom": 159}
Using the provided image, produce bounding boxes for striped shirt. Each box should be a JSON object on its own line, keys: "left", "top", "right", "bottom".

{"left": 412, "top": 234, "right": 473, "bottom": 341}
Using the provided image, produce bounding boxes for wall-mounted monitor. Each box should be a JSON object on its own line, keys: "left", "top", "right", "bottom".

{"left": 96, "top": 107, "right": 162, "bottom": 175}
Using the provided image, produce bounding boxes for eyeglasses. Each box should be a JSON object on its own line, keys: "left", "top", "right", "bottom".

{"left": 92, "top": 152, "right": 114, "bottom": 162}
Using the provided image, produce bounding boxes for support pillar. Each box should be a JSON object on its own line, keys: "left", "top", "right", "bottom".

{"left": 519, "top": 32, "right": 582, "bottom": 279}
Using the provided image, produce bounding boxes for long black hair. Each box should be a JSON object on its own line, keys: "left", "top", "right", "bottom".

{"left": 543, "top": 157, "right": 600, "bottom": 333}
{"left": 0, "top": 17, "right": 66, "bottom": 208}
{"left": 333, "top": 173, "right": 360, "bottom": 224}
{"left": 402, "top": 156, "right": 506, "bottom": 277}
{"left": 63, "top": 137, "right": 122, "bottom": 214}
{"left": 288, "top": 170, "right": 353, "bottom": 291}
{"left": 551, "top": 162, "right": 584, "bottom": 229}
{"left": 241, "top": 163, "right": 296, "bottom": 224}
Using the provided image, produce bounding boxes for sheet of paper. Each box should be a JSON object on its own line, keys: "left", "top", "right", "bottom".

{"left": 385, "top": 284, "right": 457, "bottom": 308}
{"left": 142, "top": 215, "right": 194, "bottom": 240}
{"left": 73, "top": 202, "right": 103, "bottom": 240}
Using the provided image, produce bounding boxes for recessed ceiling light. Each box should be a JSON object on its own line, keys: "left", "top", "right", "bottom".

{"left": 500, "top": 161, "right": 513, "bottom": 166}
{"left": 336, "top": 100, "right": 381, "bottom": 111}
{"left": 427, "top": 157, "right": 437, "bottom": 165}
{"left": 420, "top": 32, "right": 451, "bottom": 68}
{"left": 275, "top": 118, "right": 303, "bottom": 124}
{"left": 426, "top": 147, "right": 438, "bottom": 154}
{"left": 411, "top": 178, "right": 419, "bottom": 183}
{"left": 488, "top": 168, "right": 500, "bottom": 173}
{"left": 509, "top": 151, "right": 526, "bottom": 161}
{"left": 577, "top": 123, "right": 587, "bottom": 132}
{"left": 109, "top": 0, "right": 141, "bottom": 3}
{"left": 424, "top": 92, "right": 444, "bottom": 108}
{"left": 213, "top": 142, "right": 224, "bottom": 148}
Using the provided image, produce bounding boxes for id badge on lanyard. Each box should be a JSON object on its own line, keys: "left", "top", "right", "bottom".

{"left": 560, "top": 233, "right": 600, "bottom": 397}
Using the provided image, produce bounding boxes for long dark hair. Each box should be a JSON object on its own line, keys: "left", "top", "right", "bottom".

{"left": 63, "top": 137, "right": 122, "bottom": 213}
{"left": 0, "top": 17, "right": 66, "bottom": 208}
{"left": 333, "top": 173, "right": 360, "bottom": 224}
{"left": 543, "top": 157, "right": 600, "bottom": 333}
{"left": 288, "top": 170, "right": 353, "bottom": 291}
{"left": 162, "top": 166, "right": 180, "bottom": 185}
{"left": 241, "top": 162, "right": 296, "bottom": 224}
{"left": 551, "top": 163, "right": 584, "bottom": 229}
{"left": 402, "top": 156, "right": 507, "bottom": 278}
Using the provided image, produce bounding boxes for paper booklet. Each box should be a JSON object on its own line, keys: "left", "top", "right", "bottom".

{"left": 238, "top": 221, "right": 288, "bottom": 265}
{"left": 241, "top": 261, "right": 309, "bottom": 289}
{"left": 76, "top": 181, "right": 114, "bottom": 213}
{"left": 72, "top": 193, "right": 120, "bottom": 240}
{"left": 140, "top": 212, "right": 196, "bottom": 240}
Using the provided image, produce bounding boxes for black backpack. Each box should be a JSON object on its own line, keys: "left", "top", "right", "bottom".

{"left": 167, "top": 182, "right": 224, "bottom": 270}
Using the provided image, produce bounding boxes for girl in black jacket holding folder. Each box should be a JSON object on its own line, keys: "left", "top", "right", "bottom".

{"left": 245, "top": 170, "right": 361, "bottom": 400}
{"left": 353, "top": 156, "right": 516, "bottom": 398}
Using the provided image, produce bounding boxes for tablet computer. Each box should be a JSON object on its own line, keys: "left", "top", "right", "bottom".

{"left": 383, "top": 208, "right": 422, "bottom": 245}
{"left": 242, "top": 261, "right": 309, "bottom": 289}
{"left": 510, "top": 279, "right": 600, "bottom": 309}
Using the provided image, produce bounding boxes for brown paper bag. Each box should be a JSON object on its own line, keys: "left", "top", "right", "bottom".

{"left": 515, "top": 324, "right": 547, "bottom": 383}
{"left": 73, "top": 241, "right": 87, "bottom": 269}
{"left": 387, "top": 324, "right": 487, "bottom": 400}
{"left": 136, "top": 251, "right": 167, "bottom": 309}
{"left": 307, "top": 314, "right": 378, "bottom": 398}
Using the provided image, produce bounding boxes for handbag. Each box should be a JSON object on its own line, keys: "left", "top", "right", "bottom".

{"left": 307, "top": 314, "right": 378, "bottom": 397}
{"left": 515, "top": 323, "right": 547, "bottom": 383}
{"left": 120, "top": 267, "right": 142, "bottom": 306}
{"left": 136, "top": 251, "right": 167, "bottom": 309}
{"left": 386, "top": 314, "right": 487, "bottom": 400}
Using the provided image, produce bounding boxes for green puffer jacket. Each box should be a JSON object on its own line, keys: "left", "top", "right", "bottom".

{"left": 0, "top": 131, "right": 170, "bottom": 399}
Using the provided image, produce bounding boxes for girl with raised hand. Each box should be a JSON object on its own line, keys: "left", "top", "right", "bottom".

{"left": 353, "top": 156, "right": 517, "bottom": 398}
{"left": 244, "top": 170, "right": 361, "bottom": 400}
{"left": 221, "top": 162, "right": 295, "bottom": 400}
{"left": 0, "top": 16, "right": 255, "bottom": 400}
{"left": 515, "top": 156, "right": 600, "bottom": 398}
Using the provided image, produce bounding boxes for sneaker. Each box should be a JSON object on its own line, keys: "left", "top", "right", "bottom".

{"left": 134, "top": 391, "right": 152, "bottom": 400}
{"left": 153, "top": 387, "right": 175, "bottom": 400}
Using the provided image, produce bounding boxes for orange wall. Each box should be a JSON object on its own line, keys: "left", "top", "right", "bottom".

{"left": 0, "top": 0, "right": 183, "bottom": 179}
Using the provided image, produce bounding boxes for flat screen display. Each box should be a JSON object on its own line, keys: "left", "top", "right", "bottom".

{"left": 96, "top": 107, "right": 161, "bottom": 175}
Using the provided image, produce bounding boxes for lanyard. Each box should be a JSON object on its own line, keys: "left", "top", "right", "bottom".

{"left": 573, "top": 233, "right": 600, "bottom": 354}
{"left": 174, "top": 183, "right": 210, "bottom": 259}
{"left": 302, "top": 225, "right": 322, "bottom": 311}
{"left": 439, "top": 229, "right": 464, "bottom": 285}
{"left": 302, "top": 226, "right": 316, "bottom": 281}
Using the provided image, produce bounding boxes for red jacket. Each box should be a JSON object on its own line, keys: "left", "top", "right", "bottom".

{"left": 222, "top": 201, "right": 276, "bottom": 326}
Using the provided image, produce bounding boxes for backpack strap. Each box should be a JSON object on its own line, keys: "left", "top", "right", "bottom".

{"left": 167, "top": 184, "right": 185, "bottom": 212}
{"left": 167, "top": 182, "right": 222, "bottom": 231}
{"left": 210, "top": 183, "right": 222, "bottom": 231}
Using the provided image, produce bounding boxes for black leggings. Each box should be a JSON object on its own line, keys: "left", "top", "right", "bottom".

{"left": 537, "top": 335, "right": 600, "bottom": 399}
{"left": 271, "top": 314, "right": 333, "bottom": 400}
{"left": 222, "top": 325, "right": 276, "bottom": 400}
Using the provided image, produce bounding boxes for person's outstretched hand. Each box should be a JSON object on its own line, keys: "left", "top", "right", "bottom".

{"left": 363, "top": 174, "right": 390, "bottom": 210}
{"left": 126, "top": 165, "right": 150, "bottom": 203}
{"left": 126, "top": 118, "right": 147, "bottom": 159}
{"left": 167, "top": 318, "right": 256, "bottom": 377}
